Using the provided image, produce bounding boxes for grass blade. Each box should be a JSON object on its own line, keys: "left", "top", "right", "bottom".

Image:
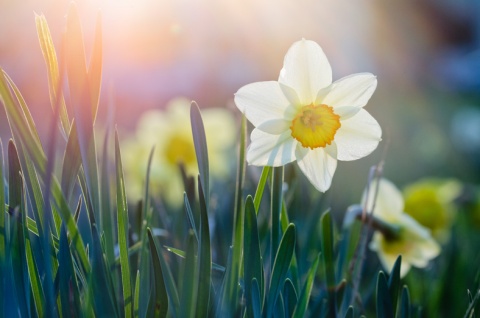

{"left": 283, "top": 279, "right": 297, "bottom": 318}
{"left": 253, "top": 166, "right": 271, "bottom": 214}
{"left": 88, "top": 11, "right": 103, "bottom": 122}
{"left": 116, "top": 130, "right": 132, "bottom": 318}
{"left": 388, "top": 255, "right": 402, "bottom": 315}
{"left": 147, "top": 228, "right": 168, "bottom": 318}
{"left": 266, "top": 223, "right": 296, "bottom": 318}
{"left": 196, "top": 177, "right": 212, "bottom": 317}
{"left": 321, "top": 211, "right": 336, "bottom": 316}
{"left": 35, "top": 13, "right": 70, "bottom": 136}
{"left": 293, "top": 253, "right": 320, "bottom": 318}
{"left": 251, "top": 278, "right": 262, "bottom": 318}
{"left": 190, "top": 102, "right": 209, "bottom": 208}
{"left": 244, "top": 195, "right": 265, "bottom": 316}
{"left": 134, "top": 270, "right": 140, "bottom": 318}
{"left": 376, "top": 271, "right": 394, "bottom": 318}
{"left": 399, "top": 286, "right": 411, "bottom": 318}
{"left": 180, "top": 231, "right": 198, "bottom": 318}
{"left": 58, "top": 224, "right": 81, "bottom": 317}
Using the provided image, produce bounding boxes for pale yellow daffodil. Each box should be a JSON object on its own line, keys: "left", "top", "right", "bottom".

{"left": 234, "top": 39, "right": 382, "bottom": 192}
{"left": 363, "top": 178, "right": 441, "bottom": 278}
{"left": 122, "top": 97, "right": 236, "bottom": 206}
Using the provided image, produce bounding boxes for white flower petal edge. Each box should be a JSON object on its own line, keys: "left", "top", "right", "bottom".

{"left": 247, "top": 129, "right": 298, "bottom": 166}
{"left": 321, "top": 73, "right": 377, "bottom": 112}
{"left": 335, "top": 109, "right": 382, "bottom": 161}
{"left": 234, "top": 81, "right": 291, "bottom": 128}
{"left": 279, "top": 39, "right": 332, "bottom": 105}
{"left": 362, "top": 178, "right": 405, "bottom": 219}
{"left": 295, "top": 145, "right": 338, "bottom": 192}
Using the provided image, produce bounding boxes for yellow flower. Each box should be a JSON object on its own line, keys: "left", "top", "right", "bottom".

{"left": 122, "top": 97, "right": 236, "bottom": 206}
{"left": 403, "top": 178, "right": 461, "bottom": 243}
{"left": 362, "top": 178, "right": 440, "bottom": 278}
{"left": 235, "top": 39, "right": 381, "bottom": 192}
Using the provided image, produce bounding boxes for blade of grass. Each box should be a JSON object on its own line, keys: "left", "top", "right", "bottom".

{"left": 88, "top": 11, "right": 103, "bottom": 122}
{"left": 196, "top": 178, "right": 212, "bottom": 317}
{"left": 244, "top": 195, "right": 265, "bottom": 317}
{"left": 147, "top": 228, "right": 168, "bottom": 318}
{"left": 388, "top": 255, "right": 402, "bottom": 315}
{"left": 321, "top": 211, "right": 336, "bottom": 317}
{"left": 116, "top": 130, "right": 132, "bottom": 318}
{"left": 270, "top": 166, "right": 284, "bottom": 273}
{"left": 251, "top": 278, "right": 262, "bottom": 318}
{"left": 58, "top": 225, "right": 81, "bottom": 317}
{"left": 35, "top": 13, "right": 70, "bottom": 136}
{"left": 180, "top": 231, "right": 198, "bottom": 318}
{"left": 190, "top": 102, "right": 209, "bottom": 208}
{"left": 218, "top": 115, "right": 246, "bottom": 316}
{"left": 265, "top": 223, "right": 296, "bottom": 318}
{"left": 292, "top": 253, "right": 320, "bottom": 318}
{"left": 253, "top": 166, "right": 271, "bottom": 214}
{"left": 101, "top": 129, "right": 115, "bottom": 267}
{"left": 376, "top": 271, "right": 394, "bottom": 318}
{"left": 61, "top": 120, "right": 82, "bottom": 203}
{"left": 283, "top": 278, "right": 297, "bottom": 318}
{"left": 399, "top": 286, "right": 411, "bottom": 318}
{"left": 0, "top": 139, "right": 5, "bottom": 277}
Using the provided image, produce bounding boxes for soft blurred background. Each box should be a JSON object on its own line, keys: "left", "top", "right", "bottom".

{"left": 1, "top": 0, "right": 480, "bottom": 213}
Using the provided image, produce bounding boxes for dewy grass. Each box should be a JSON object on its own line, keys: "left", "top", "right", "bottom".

{"left": 1, "top": 3, "right": 480, "bottom": 318}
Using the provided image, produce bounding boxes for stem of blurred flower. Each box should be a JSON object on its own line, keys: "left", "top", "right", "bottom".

{"left": 344, "top": 204, "right": 401, "bottom": 241}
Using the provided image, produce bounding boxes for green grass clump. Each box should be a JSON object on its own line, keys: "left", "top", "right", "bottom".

{"left": 1, "top": 3, "right": 480, "bottom": 317}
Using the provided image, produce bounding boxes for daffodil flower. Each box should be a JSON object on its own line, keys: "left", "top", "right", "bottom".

{"left": 363, "top": 178, "right": 441, "bottom": 278}
{"left": 122, "top": 97, "right": 236, "bottom": 206}
{"left": 234, "top": 39, "right": 382, "bottom": 191}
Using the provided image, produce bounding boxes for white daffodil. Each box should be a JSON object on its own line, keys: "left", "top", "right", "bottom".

{"left": 363, "top": 178, "right": 441, "bottom": 278}
{"left": 122, "top": 97, "right": 236, "bottom": 206}
{"left": 234, "top": 39, "right": 381, "bottom": 192}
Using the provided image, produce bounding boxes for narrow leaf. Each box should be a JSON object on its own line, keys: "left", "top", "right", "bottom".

{"left": 321, "top": 211, "right": 336, "bottom": 316}
{"left": 283, "top": 279, "right": 297, "bottom": 318}
{"left": 147, "top": 228, "right": 168, "bottom": 318}
{"left": 266, "top": 223, "right": 296, "bottom": 318}
{"left": 399, "top": 286, "right": 411, "bottom": 318}
{"left": 116, "top": 130, "right": 132, "bottom": 318}
{"left": 376, "top": 271, "right": 394, "bottom": 318}
{"left": 388, "top": 255, "right": 402, "bottom": 314}
{"left": 58, "top": 225, "right": 81, "bottom": 317}
{"left": 293, "top": 253, "right": 320, "bottom": 318}
{"left": 190, "top": 102, "right": 209, "bottom": 208}
{"left": 180, "top": 231, "right": 198, "bottom": 318}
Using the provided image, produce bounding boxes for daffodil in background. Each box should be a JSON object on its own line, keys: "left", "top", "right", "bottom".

{"left": 403, "top": 178, "right": 462, "bottom": 243}
{"left": 363, "top": 178, "right": 441, "bottom": 278}
{"left": 234, "top": 39, "right": 382, "bottom": 192}
{"left": 122, "top": 97, "right": 236, "bottom": 206}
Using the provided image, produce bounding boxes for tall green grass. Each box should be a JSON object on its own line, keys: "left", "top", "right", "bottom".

{"left": 1, "top": 3, "right": 479, "bottom": 317}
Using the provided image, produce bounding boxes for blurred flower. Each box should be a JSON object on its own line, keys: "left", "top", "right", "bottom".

{"left": 122, "top": 97, "right": 236, "bottom": 206}
{"left": 363, "top": 178, "right": 441, "bottom": 278}
{"left": 234, "top": 39, "right": 381, "bottom": 192}
{"left": 403, "top": 178, "right": 462, "bottom": 243}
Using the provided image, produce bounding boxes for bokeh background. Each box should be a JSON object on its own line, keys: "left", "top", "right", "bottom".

{"left": 1, "top": 0, "right": 480, "bottom": 214}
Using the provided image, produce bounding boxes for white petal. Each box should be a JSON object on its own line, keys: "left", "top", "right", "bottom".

{"left": 247, "top": 129, "right": 297, "bottom": 166}
{"left": 279, "top": 39, "right": 332, "bottom": 105}
{"left": 362, "top": 178, "right": 404, "bottom": 218}
{"left": 257, "top": 119, "right": 291, "bottom": 135}
{"left": 234, "top": 81, "right": 291, "bottom": 128}
{"left": 321, "top": 73, "right": 377, "bottom": 110}
{"left": 335, "top": 109, "right": 382, "bottom": 161}
{"left": 295, "top": 144, "right": 337, "bottom": 192}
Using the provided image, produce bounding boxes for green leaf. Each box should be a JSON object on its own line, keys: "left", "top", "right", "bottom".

{"left": 293, "top": 253, "right": 320, "bottom": 318}
{"left": 244, "top": 195, "right": 265, "bottom": 317}
{"left": 218, "top": 116, "right": 246, "bottom": 316}
{"left": 183, "top": 193, "right": 199, "bottom": 242}
{"left": 283, "top": 279, "right": 297, "bottom": 318}
{"left": 35, "top": 13, "right": 70, "bottom": 136}
{"left": 134, "top": 270, "right": 140, "bottom": 318}
{"left": 100, "top": 129, "right": 115, "bottom": 266}
{"left": 344, "top": 306, "right": 354, "bottom": 318}
{"left": 147, "top": 228, "right": 168, "bottom": 318}
{"left": 0, "top": 139, "right": 4, "bottom": 316}
{"left": 321, "top": 211, "right": 336, "bottom": 316}
{"left": 180, "top": 231, "right": 198, "bottom": 318}
{"left": 196, "top": 178, "right": 212, "bottom": 317}
{"left": 399, "top": 286, "right": 411, "bottom": 318}
{"left": 266, "top": 223, "right": 296, "bottom": 318}
{"left": 90, "top": 224, "right": 118, "bottom": 317}
{"left": 154, "top": 245, "right": 180, "bottom": 318}
{"left": 61, "top": 120, "right": 82, "bottom": 203}
{"left": 88, "top": 11, "right": 103, "bottom": 122}
{"left": 376, "top": 271, "right": 394, "bottom": 318}
{"left": 116, "top": 130, "right": 132, "bottom": 318}
{"left": 58, "top": 225, "right": 81, "bottom": 317}
{"left": 251, "top": 278, "right": 262, "bottom": 318}
{"left": 190, "top": 102, "right": 209, "bottom": 208}
{"left": 8, "top": 141, "right": 30, "bottom": 317}
{"left": 253, "top": 166, "right": 271, "bottom": 214}
{"left": 388, "top": 255, "right": 402, "bottom": 315}
{"left": 270, "top": 166, "right": 284, "bottom": 271}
